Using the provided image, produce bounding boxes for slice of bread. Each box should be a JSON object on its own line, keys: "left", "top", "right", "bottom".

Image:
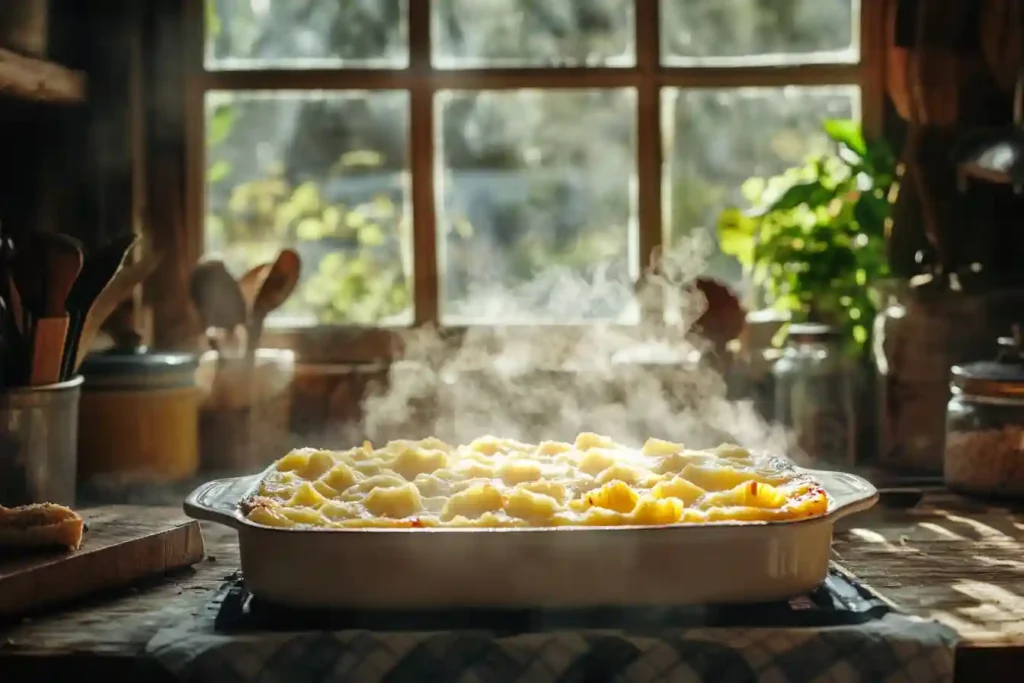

{"left": 0, "top": 503, "right": 84, "bottom": 551}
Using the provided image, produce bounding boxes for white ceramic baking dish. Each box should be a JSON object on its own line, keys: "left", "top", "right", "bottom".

{"left": 184, "top": 467, "right": 877, "bottom": 609}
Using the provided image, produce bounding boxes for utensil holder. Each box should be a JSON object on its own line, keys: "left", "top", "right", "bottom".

{"left": 197, "top": 349, "right": 295, "bottom": 474}
{"left": 0, "top": 376, "right": 82, "bottom": 507}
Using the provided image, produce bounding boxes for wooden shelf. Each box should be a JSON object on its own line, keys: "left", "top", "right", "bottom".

{"left": 0, "top": 46, "right": 85, "bottom": 104}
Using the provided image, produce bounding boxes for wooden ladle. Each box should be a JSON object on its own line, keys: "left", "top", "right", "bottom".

{"left": 245, "top": 249, "right": 300, "bottom": 363}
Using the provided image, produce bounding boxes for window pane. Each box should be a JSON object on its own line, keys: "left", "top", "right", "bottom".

{"left": 205, "top": 91, "right": 412, "bottom": 326}
{"left": 661, "top": 0, "right": 859, "bottom": 66}
{"left": 662, "top": 86, "right": 859, "bottom": 285}
{"left": 437, "top": 89, "right": 637, "bottom": 324}
{"left": 433, "top": 0, "right": 634, "bottom": 68}
{"left": 205, "top": 0, "right": 408, "bottom": 70}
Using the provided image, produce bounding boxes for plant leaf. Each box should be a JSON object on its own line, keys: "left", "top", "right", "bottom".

{"left": 208, "top": 104, "right": 235, "bottom": 148}
{"left": 762, "top": 180, "right": 836, "bottom": 214}
{"left": 853, "top": 192, "right": 890, "bottom": 236}
{"left": 716, "top": 207, "right": 757, "bottom": 267}
{"left": 207, "top": 160, "right": 231, "bottom": 184}
{"left": 823, "top": 119, "right": 867, "bottom": 157}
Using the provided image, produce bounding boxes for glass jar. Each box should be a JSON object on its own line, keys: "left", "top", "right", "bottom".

{"left": 873, "top": 285, "right": 1007, "bottom": 474}
{"left": 731, "top": 309, "right": 788, "bottom": 420}
{"left": 944, "top": 328, "right": 1024, "bottom": 497}
{"left": 773, "top": 323, "right": 856, "bottom": 468}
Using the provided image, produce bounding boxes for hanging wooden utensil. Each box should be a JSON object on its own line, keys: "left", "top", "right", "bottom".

{"left": 910, "top": 0, "right": 962, "bottom": 128}
{"left": 73, "top": 249, "right": 162, "bottom": 374}
{"left": 887, "top": 0, "right": 916, "bottom": 121}
{"left": 245, "top": 249, "right": 300, "bottom": 364}
{"left": 979, "top": 0, "right": 1024, "bottom": 93}
{"left": 61, "top": 234, "right": 138, "bottom": 381}
{"left": 23, "top": 233, "right": 84, "bottom": 386}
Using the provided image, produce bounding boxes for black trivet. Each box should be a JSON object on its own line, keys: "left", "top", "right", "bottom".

{"left": 211, "top": 563, "right": 893, "bottom": 634}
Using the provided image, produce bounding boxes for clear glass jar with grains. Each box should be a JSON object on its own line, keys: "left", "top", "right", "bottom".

{"left": 945, "top": 327, "right": 1024, "bottom": 497}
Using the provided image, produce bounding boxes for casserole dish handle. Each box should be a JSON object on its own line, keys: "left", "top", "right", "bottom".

{"left": 812, "top": 469, "right": 879, "bottom": 521}
{"left": 183, "top": 474, "right": 260, "bottom": 528}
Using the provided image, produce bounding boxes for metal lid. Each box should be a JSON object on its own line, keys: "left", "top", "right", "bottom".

{"left": 951, "top": 326, "right": 1024, "bottom": 398}
{"left": 785, "top": 323, "right": 841, "bottom": 344}
{"left": 80, "top": 331, "right": 198, "bottom": 389}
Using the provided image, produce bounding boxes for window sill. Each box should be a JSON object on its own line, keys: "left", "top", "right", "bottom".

{"left": 260, "top": 322, "right": 691, "bottom": 364}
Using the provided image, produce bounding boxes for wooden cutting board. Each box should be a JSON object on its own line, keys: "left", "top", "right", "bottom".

{"left": 0, "top": 505, "right": 205, "bottom": 618}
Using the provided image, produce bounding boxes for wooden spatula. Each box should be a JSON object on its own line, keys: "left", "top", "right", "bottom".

{"left": 72, "top": 249, "right": 163, "bottom": 374}
{"left": 245, "top": 249, "right": 300, "bottom": 363}
{"left": 62, "top": 234, "right": 138, "bottom": 381}
{"left": 24, "top": 233, "right": 83, "bottom": 386}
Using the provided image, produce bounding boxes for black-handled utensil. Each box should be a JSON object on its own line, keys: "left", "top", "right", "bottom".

{"left": 61, "top": 234, "right": 138, "bottom": 380}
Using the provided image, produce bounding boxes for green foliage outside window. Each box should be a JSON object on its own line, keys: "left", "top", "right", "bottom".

{"left": 716, "top": 120, "right": 898, "bottom": 355}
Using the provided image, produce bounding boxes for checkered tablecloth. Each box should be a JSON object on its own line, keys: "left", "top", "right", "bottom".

{"left": 147, "top": 612, "right": 957, "bottom": 683}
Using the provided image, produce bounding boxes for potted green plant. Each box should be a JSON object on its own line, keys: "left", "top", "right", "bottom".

{"left": 716, "top": 119, "right": 898, "bottom": 356}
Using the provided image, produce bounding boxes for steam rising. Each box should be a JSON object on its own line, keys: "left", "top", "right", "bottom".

{"left": 361, "top": 232, "right": 789, "bottom": 456}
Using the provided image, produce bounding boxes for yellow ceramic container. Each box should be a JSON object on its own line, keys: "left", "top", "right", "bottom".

{"left": 77, "top": 344, "right": 200, "bottom": 485}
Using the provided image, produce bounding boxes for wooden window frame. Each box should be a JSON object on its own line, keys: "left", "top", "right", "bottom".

{"left": 179, "top": 0, "right": 886, "bottom": 363}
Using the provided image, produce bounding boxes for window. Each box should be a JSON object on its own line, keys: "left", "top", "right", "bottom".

{"left": 192, "top": 0, "right": 881, "bottom": 360}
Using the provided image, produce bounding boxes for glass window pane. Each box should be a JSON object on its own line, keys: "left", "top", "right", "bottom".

{"left": 205, "top": 0, "right": 408, "bottom": 70}
{"left": 437, "top": 89, "right": 638, "bottom": 324}
{"left": 205, "top": 91, "right": 412, "bottom": 326}
{"left": 662, "top": 86, "right": 860, "bottom": 286}
{"left": 433, "top": 0, "right": 634, "bottom": 68}
{"left": 661, "top": 0, "right": 859, "bottom": 66}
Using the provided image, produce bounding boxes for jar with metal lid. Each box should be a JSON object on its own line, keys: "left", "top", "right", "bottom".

{"left": 772, "top": 323, "right": 856, "bottom": 468}
{"left": 77, "top": 331, "right": 200, "bottom": 486}
{"left": 944, "top": 327, "right": 1024, "bottom": 497}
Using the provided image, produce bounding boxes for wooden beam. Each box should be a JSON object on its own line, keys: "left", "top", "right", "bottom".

{"left": 635, "top": 0, "right": 662, "bottom": 288}
{"left": 199, "top": 63, "right": 860, "bottom": 92}
{"left": 859, "top": 0, "right": 888, "bottom": 139}
{"left": 0, "top": 46, "right": 85, "bottom": 103}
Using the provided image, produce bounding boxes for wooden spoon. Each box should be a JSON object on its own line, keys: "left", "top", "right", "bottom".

{"left": 189, "top": 260, "right": 247, "bottom": 354}
{"left": 238, "top": 262, "right": 273, "bottom": 312}
{"left": 62, "top": 234, "right": 139, "bottom": 380}
{"left": 18, "top": 234, "right": 84, "bottom": 386}
{"left": 246, "top": 249, "right": 300, "bottom": 363}
{"left": 72, "top": 249, "right": 163, "bottom": 374}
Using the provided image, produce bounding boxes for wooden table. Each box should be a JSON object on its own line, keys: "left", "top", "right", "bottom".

{"left": 2, "top": 493, "right": 1023, "bottom": 682}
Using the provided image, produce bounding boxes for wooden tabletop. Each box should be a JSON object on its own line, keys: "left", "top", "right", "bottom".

{"left": 2, "top": 493, "right": 1023, "bottom": 682}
